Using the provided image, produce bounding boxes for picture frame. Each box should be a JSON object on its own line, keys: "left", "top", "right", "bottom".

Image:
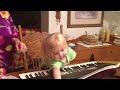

{"left": 67, "top": 11, "right": 104, "bottom": 28}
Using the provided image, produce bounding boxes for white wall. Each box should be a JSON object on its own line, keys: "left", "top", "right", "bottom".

{"left": 42, "top": 11, "right": 120, "bottom": 40}
{"left": 48, "top": 11, "right": 102, "bottom": 40}
{"left": 103, "top": 11, "right": 120, "bottom": 34}
{"left": 41, "top": 11, "right": 49, "bottom": 32}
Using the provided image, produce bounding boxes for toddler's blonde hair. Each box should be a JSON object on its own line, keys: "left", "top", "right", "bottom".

{"left": 43, "top": 32, "right": 68, "bottom": 60}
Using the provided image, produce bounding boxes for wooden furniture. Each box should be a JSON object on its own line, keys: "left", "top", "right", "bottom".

{"left": 23, "top": 32, "right": 49, "bottom": 71}
{"left": 69, "top": 44, "right": 120, "bottom": 65}
{"left": 18, "top": 25, "right": 28, "bottom": 72}
{"left": 68, "top": 43, "right": 120, "bottom": 79}
{"left": 18, "top": 26, "right": 49, "bottom": 72}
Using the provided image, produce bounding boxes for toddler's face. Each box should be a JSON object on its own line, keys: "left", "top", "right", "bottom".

{"left": 51, "top": 46, "right": 68, "bottom": 61}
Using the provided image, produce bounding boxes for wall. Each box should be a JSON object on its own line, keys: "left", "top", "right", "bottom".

{"left": 41, "top": 11, "right": 120, "bottom": 40}
{"left": 41, "top": 11, "right": 102, "bottom": 40}
{"left": 103, "top": 11, "right": 120, "bottom": 35}
{"left": 41, "top": 11, "right": 49, "bottom": 32}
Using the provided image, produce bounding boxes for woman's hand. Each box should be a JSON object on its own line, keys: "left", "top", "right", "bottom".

{"left": 15, "top": 41, "right": 27, "bottom": 53}
{"left": 12, "top": 38, "right": 27, "bottom": 53}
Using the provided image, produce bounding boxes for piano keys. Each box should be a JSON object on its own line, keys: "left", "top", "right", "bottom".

{"left": 19, "top": 61, "right": 120, "bottom": 79}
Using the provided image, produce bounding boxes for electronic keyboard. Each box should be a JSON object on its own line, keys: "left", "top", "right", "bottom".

{"left": 19, "top": 61, "right": 120, "bottom": 79}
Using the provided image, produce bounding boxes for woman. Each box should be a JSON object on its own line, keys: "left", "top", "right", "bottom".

{"left": 0, "top": 11, "right": 27, "bottom": 73}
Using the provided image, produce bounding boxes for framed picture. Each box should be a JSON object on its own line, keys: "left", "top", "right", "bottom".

{"left": 67, "top": 11, "right": 104, "bottom": 28}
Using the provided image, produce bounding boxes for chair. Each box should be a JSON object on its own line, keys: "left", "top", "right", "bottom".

{"left": 18, "top": 25, "right": 49, "bottom": 72}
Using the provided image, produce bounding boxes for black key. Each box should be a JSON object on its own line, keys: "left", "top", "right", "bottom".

{"left": 41, "top": 72, "right": 46, "bottom": 76}
{"left": 25, "top": 75, "right": 30, "bottom": 79}
{"left": 38, "top": 72, "right": 42, "bottom": 76}
{"left": 29, "top": 74, "right": 34, "bottom": 78}
{"left": 34, "top": 73, "right": 39, "bottom": 77}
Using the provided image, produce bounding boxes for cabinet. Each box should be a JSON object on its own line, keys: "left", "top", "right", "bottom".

{"left": 70, "top": 44, "right": 120, "bottom": 64}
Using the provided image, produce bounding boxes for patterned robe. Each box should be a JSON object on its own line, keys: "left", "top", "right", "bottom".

{"left": 0, "top": 14, "right": 19, "bottom": 70}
